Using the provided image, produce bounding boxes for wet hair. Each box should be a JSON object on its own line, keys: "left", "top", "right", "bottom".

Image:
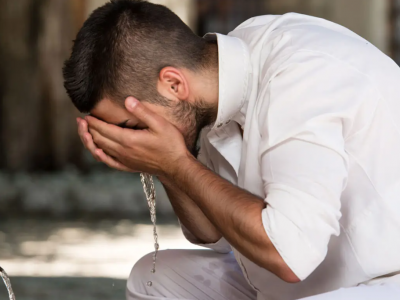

{"left": 63, "top": 0, "right": 212, "bottom": 113}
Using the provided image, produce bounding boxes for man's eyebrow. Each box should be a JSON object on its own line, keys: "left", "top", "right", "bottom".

{"left": 117, "top": 120, "right": 130, "bottom": 128}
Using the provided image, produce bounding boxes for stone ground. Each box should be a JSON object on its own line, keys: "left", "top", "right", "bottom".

{"left": 0, "top": 218, "right": 202, "bottom": 300}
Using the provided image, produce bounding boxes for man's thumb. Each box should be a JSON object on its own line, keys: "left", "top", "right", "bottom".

{"left": 125, "top": 96, "right": 159, "bottom": 130}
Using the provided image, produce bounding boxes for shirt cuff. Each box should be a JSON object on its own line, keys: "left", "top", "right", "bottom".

{"left": 262, "top": 206, "right": 324, "bottom": 281}
{"left": 180, "top": 222, "right": 232, "bottom": 254}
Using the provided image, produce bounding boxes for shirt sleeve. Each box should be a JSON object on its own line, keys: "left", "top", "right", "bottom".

{"left": 258, "top": 51, "right": 373, "bottom": 280}
{"left": 179, "top": 128, "right": 232, "bottom": 254}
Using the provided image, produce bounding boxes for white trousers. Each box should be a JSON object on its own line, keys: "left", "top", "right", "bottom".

{"left": 126, "top": 250, "right": 400, "bottom": 300}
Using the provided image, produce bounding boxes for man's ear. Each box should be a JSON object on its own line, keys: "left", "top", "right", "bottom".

{"left": 157, "top": 67, "right": 190, "bottom": 101}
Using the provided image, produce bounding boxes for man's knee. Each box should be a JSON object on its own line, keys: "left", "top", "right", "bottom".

{"left": 126, "top": 249, "right": 223, "bottom": 299}
{"left": 128, "top": 250, "right": 157, "bottom": 289}
{"left": 129, "top": 249, "right": 181, "bottom": 281}
{"left": 126, "top": 249, "right": 254, "bottom": 300}
{"left": 126, "top": 251, "right": 156, "bottom": 300}
{"left": 129, "top": 249, "right": 215, "bottom": 280}
{"left": 127, "top": 249, "right": 187, "bottom": 297}
{"left": 130, "top": 251, "right": 155, "bottom": 279}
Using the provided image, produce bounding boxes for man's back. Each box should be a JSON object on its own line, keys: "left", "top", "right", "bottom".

{"left": 197, "top": 13, "right": 400, "bottom": 299}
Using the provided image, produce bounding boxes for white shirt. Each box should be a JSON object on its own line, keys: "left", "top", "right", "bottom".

{"left": 181, "top": 13, "right": 400, "bottom": 300}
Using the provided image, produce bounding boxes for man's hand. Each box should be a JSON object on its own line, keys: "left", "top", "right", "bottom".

{"left": 77, "top": 116, "right": 136, "bottom": 172}
{"left": 84, "top": 97, "right": 190, "bottom": 177}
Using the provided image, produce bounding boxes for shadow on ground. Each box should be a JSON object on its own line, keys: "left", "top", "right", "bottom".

{"left": 0, "top": 276, "right": 126, "bottom": 300}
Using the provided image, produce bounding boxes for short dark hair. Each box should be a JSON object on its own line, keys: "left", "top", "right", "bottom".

{"left": 63, "top": 0, "right": 211, "bottom": 113}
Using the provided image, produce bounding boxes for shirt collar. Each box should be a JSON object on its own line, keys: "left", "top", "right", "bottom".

{"left": 204, "top": 33, "right": 252, "bottom": 130}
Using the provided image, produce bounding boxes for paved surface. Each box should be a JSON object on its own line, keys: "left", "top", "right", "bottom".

{"left": 0, "top": 219, "right": 202, "bottom": 300}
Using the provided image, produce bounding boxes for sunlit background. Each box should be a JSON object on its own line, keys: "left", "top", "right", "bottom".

{"left": 0, "top": 0, "right": 400, "bottom": 299}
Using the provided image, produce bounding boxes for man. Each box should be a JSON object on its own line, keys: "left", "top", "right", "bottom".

{"left": 63, "top": 0, "right": 400, "bottom": 299}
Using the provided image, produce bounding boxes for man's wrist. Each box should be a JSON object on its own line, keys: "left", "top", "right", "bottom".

{"left": 165, "top": 151, "right": 198, "bottom": 184}
{"left": 157, "top": 174, "right": 174, "bottom": 189}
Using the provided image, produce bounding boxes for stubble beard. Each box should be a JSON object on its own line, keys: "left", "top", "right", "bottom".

{"left": 171, "top": 98, "right": 217, "bottom": 158}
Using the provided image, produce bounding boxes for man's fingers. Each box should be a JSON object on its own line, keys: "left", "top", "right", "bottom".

{"left": 76, "top": 120, "right": 102, "bottom": 161}
{"left": 85, "top": 132, "right": 102, "bottom": 161}
{"left": 77, "top": 117, "right": 122, "bottom": 165}
{"left": 77, "top": 118, "right": 88, "bottom": 147}
{"left": 95, "top": 149, "right": 135, "bottom": 172}
{"left": 77, "top": 118, "right": 132, "bottom": 171}
{"left": 85, "top": 116, "right": 125, "bottom": 144}
{"left": 125, "top": 97, "right": 163, "bottom": 131}
{"left": 77, "top": 118, "right": 94, "bottom": 150}
{"left": 90, "top": 128, "right": 123, "bottom": 158}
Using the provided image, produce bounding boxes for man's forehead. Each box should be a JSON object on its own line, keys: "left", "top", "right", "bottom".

{"left": 90, "top": 98, "right": 133, "bottom": 125}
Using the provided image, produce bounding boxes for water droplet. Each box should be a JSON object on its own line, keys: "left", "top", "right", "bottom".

{"left": 151, "top": 268, "right": 155, "bottom": 273}
{"left": 147, "top": 281, "right": 153, "bottom": 287}
{"left": 154, "top": 243, "right": 159, "bottom": 250}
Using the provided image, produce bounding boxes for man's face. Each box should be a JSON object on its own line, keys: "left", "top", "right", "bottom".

{"left": 90, "top": 97, "right": 217, "bottom": 157}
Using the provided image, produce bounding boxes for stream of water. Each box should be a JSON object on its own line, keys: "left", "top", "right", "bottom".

{"left": 140, "top": 173, "right": 159, "bottom": 287}
{"left": 0, "top": 266, "right": 15, "bottom": 300}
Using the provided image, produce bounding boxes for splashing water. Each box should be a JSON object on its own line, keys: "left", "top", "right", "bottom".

{"left": 140, "top": 173, "right": 159, "bottom": 287}
{"left": 0, "top": 266, "right": 16, "bottom": 300}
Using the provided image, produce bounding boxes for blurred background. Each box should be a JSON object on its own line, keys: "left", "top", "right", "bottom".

{"left": 0, "top": 0, "right": 399, "bottom": 299}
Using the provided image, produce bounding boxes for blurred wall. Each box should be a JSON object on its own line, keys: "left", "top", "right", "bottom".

{"left": 267, "top": 0, "right": 391, "bottom": 53}
{"left": 196, "top": 0, "right": 270, "bottom": 36}
{"left": 86, "top": 0, "right": 197, "bottom": 30}
{"left": 0, "top": 0, "right": 84, "bottom": 171}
